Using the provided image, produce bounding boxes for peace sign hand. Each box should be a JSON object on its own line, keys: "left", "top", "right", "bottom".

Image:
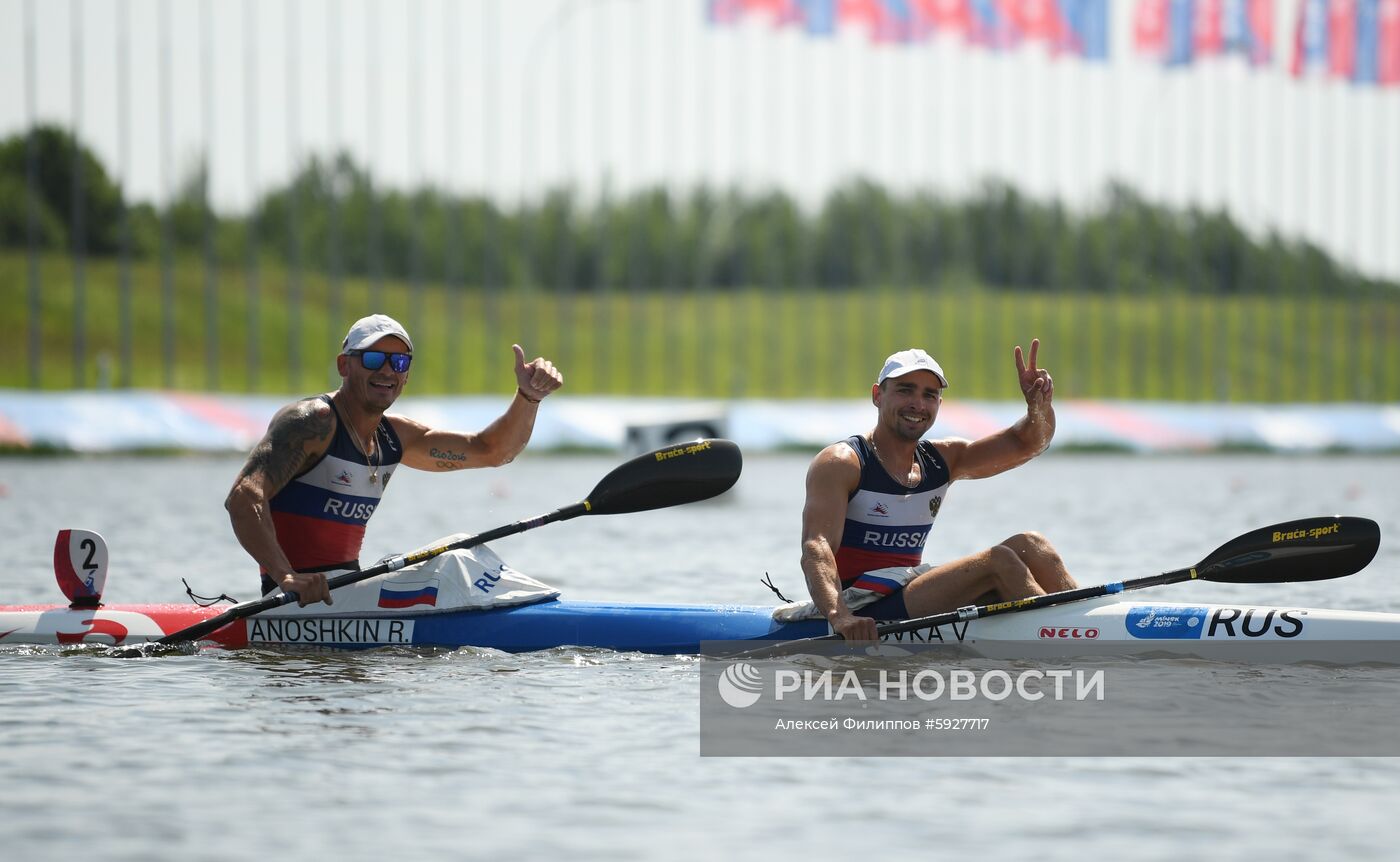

{"left": 1014, "top": 338, "right": 1053, "bottom": 410}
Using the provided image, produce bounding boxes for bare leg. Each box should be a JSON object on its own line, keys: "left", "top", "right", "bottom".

{"left": 901, "top": 532, "right": 1076, "bottom": 618}
{"left": 998, "top": 531, "right": 1076, "bottom": 594}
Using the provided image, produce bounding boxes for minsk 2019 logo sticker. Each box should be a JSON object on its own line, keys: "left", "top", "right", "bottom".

{"left": 1126, "top": 606, "right": 1209, "bottom": 639}
{"left": 717, "top": 662, "right": 764, "bottom": 709}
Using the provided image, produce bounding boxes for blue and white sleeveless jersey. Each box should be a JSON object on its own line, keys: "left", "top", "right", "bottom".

{"left": 267, "top": 396, "right": 403, "bottom": 572}
{"left": 833, "top": 435, "right": 950, "bottom": 588}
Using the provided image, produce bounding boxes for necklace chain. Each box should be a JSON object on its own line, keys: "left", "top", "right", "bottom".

{"left": 345, "top": 418, "right": 380, "bottom": 484}
{"left": 869, "top": 435, "right": 918, "bottom": 489}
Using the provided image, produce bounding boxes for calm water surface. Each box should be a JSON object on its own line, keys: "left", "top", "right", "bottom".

{"left": 2, "top": 453, "right": 1399, "bottom": 860}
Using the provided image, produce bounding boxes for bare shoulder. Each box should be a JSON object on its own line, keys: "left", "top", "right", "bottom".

{"left": 267, "top": 396, "right": 335, "bottom": 445}
{"left": 275, "top": 395, "right": 333, "bottom": 425}
{"left": 929, "top": 437, "right": 971, "bottom": 474}
{"left": 802, "top": 442, "right": 860, "bottom": 543}
{"left": 384, "top": 413, "right": 427, "bottom": 440}
{"left": 806, "top": 441, "right": 861, "bottom": 492}
{"left": 237, "top": 397, "right": 335, "bottom": 489}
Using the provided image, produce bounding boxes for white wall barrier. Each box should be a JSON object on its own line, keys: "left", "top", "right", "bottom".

{"left": 2, "top": 391, "right": 1398, "bottom": 455}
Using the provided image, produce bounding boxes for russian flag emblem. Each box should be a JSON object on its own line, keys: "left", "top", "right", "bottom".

{"left": 378, "top": 578, "right": 440, "bottom": 609}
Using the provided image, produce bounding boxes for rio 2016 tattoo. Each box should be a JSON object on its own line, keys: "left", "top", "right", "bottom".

{"left": 239, "top": 399, "right": 333, "bottom": 489}
{"left": 430, "top": 447, "right": 469, "bottom": 470}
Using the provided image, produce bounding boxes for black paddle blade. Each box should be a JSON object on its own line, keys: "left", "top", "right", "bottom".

{"left": 1196, "top": 516, "right": 1381, "bottom": 583}
{"left": 584, "top": 438, "right": 743, "bottom": 515}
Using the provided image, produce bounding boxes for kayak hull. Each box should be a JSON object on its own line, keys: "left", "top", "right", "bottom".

{"left": 0, "top": 600, "right": 827, "bottom": 653}
{"left": 879, "top": 596, "right": 1400, "bottom": 666}
{"left": 4, "top": 596, "right": 1400, "bottom": 663}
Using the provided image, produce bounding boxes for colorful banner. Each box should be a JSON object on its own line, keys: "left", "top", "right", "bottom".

{"left": 915, "top": 0, "right": 972, "bottom": 34}
{"left": 1291, "top": 0, "right": 1399, "bottom": 83}
{"left": 1352, "top": 0, "right": 1400, "bottom": 83}
{"left": 1329, "top": 0, "right": 1357, "bottom": 77}
{"left": 1134, "top": 0, "right": 1169, "bottom": 55}
{"left": 1385, "top": 0, "right": 1400, "bottom": 83}
{"left": 1167, "top": 0, "right": 1196, "bottom": 64}
{"left": 1053, "top": 0, "right": 1111, "bottom": 58}
{"left": 967, "top": 0, "right": 1018, "bottom": 47}
{"left": 1224, "top": 0, "right": 1276, "bottom": 65}
{"left": 711, "top": 0, "right": 1398, "bottom": 81}
{"left": 841, "top": 0, "right": 918, "bottom": 43}
{"left": 1356, "top": 0, "right": 1381, "bottom": 81}
{"left": 706, "top": 0, "right": 1111, "bottom": 59}
{"left": 1135, "top": 0, "right": 1275, "bottom": 66}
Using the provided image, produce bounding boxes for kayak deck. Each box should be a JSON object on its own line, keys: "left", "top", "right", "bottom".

{"left": 0, "top": 599, "right": 829, "bottom": 653}
{"left": 5, "top": 596, "right": 1400, "bottom": 663}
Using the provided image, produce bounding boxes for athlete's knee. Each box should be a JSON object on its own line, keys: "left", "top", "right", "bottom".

{"left": 982, "top": 544, "right": 1035, "bottom": 598}
{"left": 1003, "top": 531, "right": 1062, "bottom": 565}
{"left": 987, "top": 544, "right": 1029, "bottom": 579}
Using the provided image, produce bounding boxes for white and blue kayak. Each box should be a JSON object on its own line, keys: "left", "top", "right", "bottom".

{"left": 5, "top": 593, "right": 1400, "bottom": 664}
{"left": 0, "top": 597, "right": 820, "bottom": 653}
{"left": 4, "top": 483, "right": 1392, "bottom": 662}
{"left": 3, "top": 527, "right": 825, "bottom": 653}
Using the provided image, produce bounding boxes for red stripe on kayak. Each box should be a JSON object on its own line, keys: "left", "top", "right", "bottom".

{"left": 0, "top": 605, "right": 249, "bottom": 649}
{"left": 56, "top": 617, "right": 130, "bottom": 645}
{"left": 146, "top": 607, "right": 248, "bottom": 648}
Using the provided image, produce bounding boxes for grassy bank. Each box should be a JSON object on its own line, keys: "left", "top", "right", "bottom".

{"left": 3, "top": 250, "right": 1398, "bottom": 400}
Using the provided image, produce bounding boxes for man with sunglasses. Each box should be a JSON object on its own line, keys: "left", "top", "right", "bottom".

{"left": 226, "top": 313, "right": 563, "bottom": 606}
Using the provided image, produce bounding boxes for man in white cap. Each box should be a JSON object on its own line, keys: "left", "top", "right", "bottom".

{"left": 226, "top": 314, "right": 563, "bottom": 606}
{"left": 798, "top": 339, "right": 1075, "bottom": 640}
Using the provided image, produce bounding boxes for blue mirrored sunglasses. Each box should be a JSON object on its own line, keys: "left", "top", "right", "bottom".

{"left": 347, "top": 349, "right": 412, "bottom": 373}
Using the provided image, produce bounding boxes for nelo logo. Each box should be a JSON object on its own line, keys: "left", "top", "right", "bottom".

{"left": 1038, "top": 627, "right": 1099, "bottom": 640}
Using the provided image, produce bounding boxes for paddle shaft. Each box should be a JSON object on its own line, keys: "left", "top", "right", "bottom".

{"left": 856, "top": 566, "right": 1194, "bottom": 640}
{"left": 157, "top": 503, "right": 587, "bottom": 645}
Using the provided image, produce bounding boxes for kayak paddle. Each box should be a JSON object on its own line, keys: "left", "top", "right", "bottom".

{"left": 159, "top": 438, "right": 742, "bottom": 645}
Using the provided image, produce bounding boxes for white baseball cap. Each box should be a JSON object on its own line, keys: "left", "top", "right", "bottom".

{"left": 877, "top": 348, "right": 949, "bottom": 388}
{"left": 342, "top": 314, "right": 413, "bottom": 353}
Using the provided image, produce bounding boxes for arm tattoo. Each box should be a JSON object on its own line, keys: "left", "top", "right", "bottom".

{"left": 429, "top": 446, "right": 471, "bottom": 471}
{"left": 239, "top": 400, "right": 333, "bottom": 490}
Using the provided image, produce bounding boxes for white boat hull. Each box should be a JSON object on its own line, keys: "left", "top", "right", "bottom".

{"left": 4, "top": 594, "right": 1400, "bottom": 663}
{"left": 878, "top": 596, "right": 1400, "bottom": 664}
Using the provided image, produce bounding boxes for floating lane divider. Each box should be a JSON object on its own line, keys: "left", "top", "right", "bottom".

{"left": 158, "top": 438, "right": 744, "bottom": 645}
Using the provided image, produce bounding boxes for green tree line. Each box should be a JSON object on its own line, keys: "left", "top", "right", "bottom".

{"left": 2, "top": 124, "right": 1394, "bottom": 298}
